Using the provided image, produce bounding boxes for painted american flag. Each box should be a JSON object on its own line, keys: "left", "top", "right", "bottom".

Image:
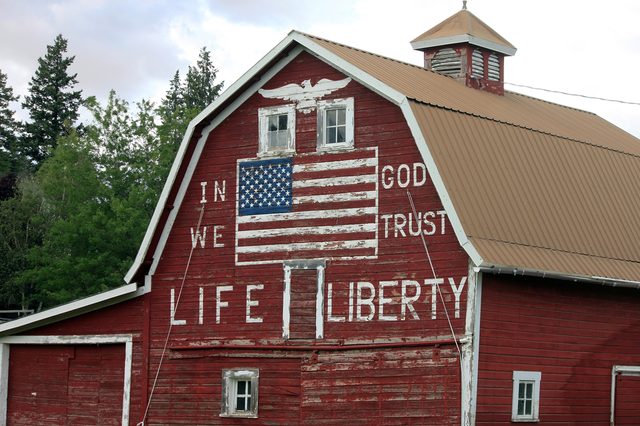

{"left": 235, "top": 147, "right": 378, "bottom": 265}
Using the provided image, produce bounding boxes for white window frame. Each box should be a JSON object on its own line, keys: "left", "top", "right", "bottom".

{"left": 512, "top": 371, "right": 541, "bottom": 422}
{"left": 258, "top": 104, "right": 295, "bottom": 156}
{"left": 317, "top": 98, "right": 354, "bottom": 151}
{"left": 221, "top": 368, "right": 259, "bottom": 418}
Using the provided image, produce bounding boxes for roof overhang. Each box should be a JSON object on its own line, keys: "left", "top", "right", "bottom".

{"left": 476, "top": 264, "right": 640, "bottom": 289}
{"left": 0, "top": 283, "right": 141, "bottom": 336}
{"left": 411, "top": 35, "right": 517, "bottom": 56}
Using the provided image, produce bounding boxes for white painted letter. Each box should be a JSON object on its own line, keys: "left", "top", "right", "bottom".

{"left": 413, "top": 163, "right": 427, "bottom": 187}
{"left": 200, "top": 181, "right": 207, "bottom": 204}
{"left": 449, "top": 277, "right": 467, "bottom": 319}
{"left": 394, "top": 214, "right": 407, "bottom": 237}
{"left": 425, "top": 278, "right": 444, "bottom": 320}
{"left": 198, "top": 287, "right": 204, "bottom": 325}
{"left": 381, "top": 165, "right": 394, "bottom": 189}
{"left": 381, "top": 214, "right": 393, "bottom": 238}
{"left": 356, "top": 281, "right": 375, "bottom": 321}
{"left": 214, "top": 180, "right": 226, "bottom": 202}
{"left": 246, "top": 284, "right": 263, "bottom": 323}
{"left": 401, "top": 280, "right": 421, "bottom": 320}
{"left": 437, "top": 210, "right": 447, "bottom": 235}
{"left": 409, "top": 211, "right": 422, "bottom": 236}
{"left": 170, "top": 288, "right": 186, "bottom": 326}
{"left": 423, "top": 211, "right": 436, "bottom": 236}
{"left": 213, "top": 225, "right": 225, "bottom": 248}
{"left": 190, "top": 226, "right": 207, "bottom": 248}
{"left": 216, "top": 285, "right": 233, "bottom": 324}
{"left": 379, "top": 281, "right": 398, "bottom": 321}
{"left": 397, "top": 164, "right": 411, "bottom": 188}
{"left": 327, "top": 283, "right": 345, "bottom": 322}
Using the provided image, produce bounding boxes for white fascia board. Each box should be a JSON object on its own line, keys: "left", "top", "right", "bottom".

{"left": 411, "top": 35, "right": 516, "bottom": 56}
{"left": 399, "top": 99, "right": 484, "bottom": 267}
{"left": 290, "top": 32, "right": 406, "bottom": 105}
{"left": 125, "top": 33, "right": 303, "bottom": 284}
{"left": 0, "top": 284, "right": 140, "bottom": 336}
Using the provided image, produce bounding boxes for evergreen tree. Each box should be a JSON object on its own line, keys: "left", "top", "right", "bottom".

{"left": 22, "top": 34, "right": 82, "bottom": 168}
{"left": 183, "top": 47, "right": 224, "bottom": 112}
{"left": 0, "top": 69, "right": 22, "bottom": 199}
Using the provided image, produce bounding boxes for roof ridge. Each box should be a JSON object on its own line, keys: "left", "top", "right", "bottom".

{"left": 471, "top": 236, "right": 640, "bottom": 265}
{"left": 409, "top": 98, "right": 640, "bottom": 160}
{"left": 294, "top": 30, "right": 440, "bottom": 75}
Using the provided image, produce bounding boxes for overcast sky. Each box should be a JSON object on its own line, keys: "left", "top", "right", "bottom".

{"left": 1, "top": 0, "right": 639, "bottom": 138}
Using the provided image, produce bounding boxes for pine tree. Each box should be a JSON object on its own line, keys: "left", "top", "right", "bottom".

{"left": 183, "top": 47, "right": 224, "bottom": 111}
{"left": 0, "top": 69, "right": 22, "bottom": 199}
{"left": 22, "top": 34, "right": 82, "bottom": 168}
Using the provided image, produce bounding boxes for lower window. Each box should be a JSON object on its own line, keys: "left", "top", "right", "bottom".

{"left": 221, "top": 368, "right": 259, "bottom": 418}
{"left": 511, "top": 370, "right": 541, "bottom": 422}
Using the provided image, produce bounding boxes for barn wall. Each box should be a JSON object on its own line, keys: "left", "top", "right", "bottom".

{"left": 6, "top": 296, "right": 147, "bottom": 425}
{"left": 145, "top": 51, "right": 470, "bottom": 423}
{"left": 476, "top": 274, "right": 640, "bottom": 424}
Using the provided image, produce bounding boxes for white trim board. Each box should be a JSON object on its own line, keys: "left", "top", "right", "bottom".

{"left": 0, "top": 283, "right": 140, "bottom": 336}
{"left": 0, "top": 334, "right": 133, "bottom": 426}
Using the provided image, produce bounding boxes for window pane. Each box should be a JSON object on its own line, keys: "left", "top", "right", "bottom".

{"left": 278, "top": 114, "right": 288, "bottom": 130}
{"left": 517, "top": 400, "right": 525, "bottom": 415}
{"left": 237, "top": 380, "right": 246, "bottom": 394}
{"left": 337, "top": 108, "right": 346, "bottom": 125}
{"left": 526, "top": 383, "right": 533, "bottom": 399}
{"left": 268, "top": 115, "right": 278, "bottom": 131}
{"left": 327, "top": 109, "right": 337, "bottom": 127}
{"left": 247, "top": 381, "right": 251, "bottom": 393}
{"left": 525, "top": 399, "right": 532, "bottom": 415}
{"left": 327, "top": 127, "right": 337, "bottom": 144}
{"left": 518, "top": 383, "right": 525, "bottom": 396}
{"left": 337, "top": 126, "right": 346, "bottom": 143}
{"left": 236, "top": 396, "right": 246, "bottom": 411}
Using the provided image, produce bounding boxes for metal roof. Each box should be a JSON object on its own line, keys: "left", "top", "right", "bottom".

{"left": 410, "top": 9, "right": 517, "bottom": 56}
{"left": 307, "top": 33, "right": 640, "bottom": 283}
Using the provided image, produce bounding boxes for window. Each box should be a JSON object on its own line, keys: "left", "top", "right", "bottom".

{"left": 259, "top": 105, "right": 295, "bottom": 155}
{"left": 221, "top": 368, "right": 259, "bottom": 418}
{"left": 317, "top": 98, "right": 354, "bottom": 150}
{"left": 512, "top": 371, "right": 541, "bottom": 422}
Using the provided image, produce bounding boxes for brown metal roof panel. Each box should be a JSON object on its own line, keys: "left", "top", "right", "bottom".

{"left": 306, "top": 33, "right": 640, "bottom": 154}
{"left": 411, "top": 103, "right": 640, "bottom": 280}
{"left": 471, "top": 238, "right": 640, "bottom": 283}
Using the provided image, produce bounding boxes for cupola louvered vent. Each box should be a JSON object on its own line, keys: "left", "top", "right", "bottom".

{"left": 488, "top": 53, "right": 500, "bottom": 81}
{"left": 431, "top": 48, "right": 462, "bottom": 77}
{"left": 472, "top": 49, "right": 484, "bottom": 78}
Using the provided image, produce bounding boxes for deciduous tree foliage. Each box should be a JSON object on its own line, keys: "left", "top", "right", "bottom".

{"left": 0, "top": 41, "right": 223, "bottom": 312}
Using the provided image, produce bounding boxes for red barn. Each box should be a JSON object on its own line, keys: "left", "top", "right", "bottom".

{"left": 2, "top": 7, "right": 640, "bottom": 425}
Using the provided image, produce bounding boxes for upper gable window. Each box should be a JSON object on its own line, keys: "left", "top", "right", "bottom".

{"left": 317, "top": 98, "right": 354, "bottom": 150}
{"left": 258, "top": 105, "right": 295, "bottom": 155}
{"left": 221, "top": 368, "right": 259, "bottom": 418}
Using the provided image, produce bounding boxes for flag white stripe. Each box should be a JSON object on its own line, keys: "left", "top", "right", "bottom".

{"left": 237, "top": 223, "right": 377, "bottom": 239}
{"left": 237, "top": 255, "right": 378, "bottom": 266}
{"left": 292, "top": 174, "right": 376, "bottom": 188}
{"left": 237, "top": 207, "right": 377, "bottom": 223}
{"left": 293, "top": 158, "right": 376, "bottom": 173}
{"left": 237, "top": 239, "right": 377, "bottom": 254}
{"left": 293, "top": 191, "right": 376, "bottom": 204}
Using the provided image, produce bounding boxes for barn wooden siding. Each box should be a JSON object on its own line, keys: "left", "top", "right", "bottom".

{"left": 144, "top": 52, "right": 470, "bottom": 423}
{"left": 6, "top": 297, "right": 147, "bottom": 425}
{"left": 476, "top": 274, "right": 640, "bottom": 424}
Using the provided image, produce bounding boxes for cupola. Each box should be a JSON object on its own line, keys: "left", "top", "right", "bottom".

{"left": 410, "top": 2, "right": 516, "bottom": 95}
